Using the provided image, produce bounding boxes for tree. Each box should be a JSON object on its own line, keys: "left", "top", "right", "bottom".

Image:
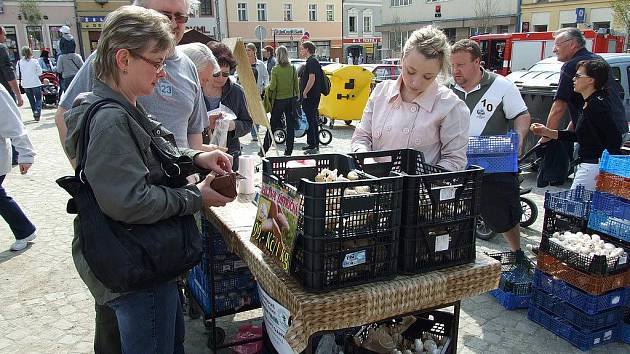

{"left": 474, "top": 0, "right": 499, "bottom": 34}
{"left": 18, "top": 0, "right": 43, "bottom": 26}
{"left": 612, "top": 0, "right": 630, "bottom": 50}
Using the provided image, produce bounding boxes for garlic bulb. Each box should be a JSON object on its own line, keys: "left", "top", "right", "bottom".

{"left": 548, "top": 231, "right": 627, "bottom": 263}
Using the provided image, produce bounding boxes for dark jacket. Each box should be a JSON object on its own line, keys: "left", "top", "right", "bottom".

{"left": 203, "top": 79, "right": 253, "bottom": 160}
{"left": 64, "top": 81, "right": 203, "bottom": 304}
{"left": 0, "top": 43, "right": 16, "bottom": 93}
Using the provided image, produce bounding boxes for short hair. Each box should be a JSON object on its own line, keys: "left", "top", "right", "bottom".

{"left": 301, "top": 41, "right": 316, "bottom": 55}
{"left": 275, "top": 45, "right": 290, "bottom": 66}
{"left": 20, "top": 46, "right": 32, "bottom": 58}
{"left": 177, "top": 42, "right": 218, "bottom": 73}
{"left": 133, "top": 0, "right": 199, "bottom": 14}
{"left": 554, "top": 28, "right": 586, "bottom": 48}
{"left": 94, "top": 6, "right": 175, "bottom": 85}
{"left": 246, "top": 42, "right": 258, "bottom": 59}
{"left": 402, "top": 26, "right": 451, "bottom": 77}
{"left": 207, "top": 41, "right": 237, "bottom": 71}
{"left": 576, "top": 59, "right": 609, "bottom": 90}
{"left": 451, "top": 39, "right": 482, "bottom": 61}
{"left": 264, "top": 45, "right": 274, "bottom": 55}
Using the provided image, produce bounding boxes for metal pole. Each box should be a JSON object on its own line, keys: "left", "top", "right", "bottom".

{"left": 515, "top": 0, "right": 522, "bottom": 33}
{"left": 214, "top": 0, "right": 222, "bottom": 40}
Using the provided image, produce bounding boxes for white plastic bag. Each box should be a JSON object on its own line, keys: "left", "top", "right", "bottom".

{"left": 208, "top": 104, "right": 236, "bottom": 148}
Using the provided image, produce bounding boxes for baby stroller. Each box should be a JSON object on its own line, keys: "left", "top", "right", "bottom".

{"left": 273, "top": 107, "right": 333, "bottom": 146}
{"left": 39, "top": 72, "right": 59, "bottom": 108}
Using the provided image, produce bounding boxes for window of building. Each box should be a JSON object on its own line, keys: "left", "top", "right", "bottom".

{"left": 497, "top": 25, "right": 509, "bottom": 33}
{"left": 388, "top": 30, "right": 412, "bottom": 55}
{"left": 309, "top": 4, "right": 317, "bottom": 21}
{"left": 533, "top": 25, "right": 547, "bottom": 31}
{"left": 313, "top": 40, "right": 331, "bottom": 59}
{"left": 560, "top": 23, "right": 577, "bottom": 28}
{"left": 593, "top": 22, "right": 611, "bottom": 31}
{"left": 470, "top": 27, "right": 484, "bottom": 36}
{"left": 326, "top": 4, "right": 334, "bottom": 21}
{"left": 3, "top": 26, "right": 18, "bottom": 61}
{"left": 391, "top": 0, "right": 412, "bottom": 6}
{"left": 25, "top": 26, "right": 43, "bottom": 51}
{"left": 349, "top": 16, "right": 357, "bottom": 33}
{"left": 283, "top": 3, "right": 293, "bottom": 21}
{"left": 363, "top": 15, "right": 372, "bottom": 33}
{"left": 442, "top": 27, "right": 456, "bottom": 43}
{"left": 237, "top": 3, "right": 247, "bottom": 21}
{"left": 257, "top": 3, "right": 267, "bottom": 21}
{"left": 200, "top": 0, "right": 213, "bottom": 16}
{"left": 49, "top": 26, "right": 63, "bottom": 57}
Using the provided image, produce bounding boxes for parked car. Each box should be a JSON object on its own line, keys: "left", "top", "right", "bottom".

{"left": 507, "top": 53, "right": 630, "bottom": 152}
{"left": 381, "top": 58, "right": 400, "bottom": 65}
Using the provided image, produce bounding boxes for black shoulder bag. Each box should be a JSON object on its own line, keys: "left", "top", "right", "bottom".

{"left": 56, "top": 98, "right": 202, "bottom": 293}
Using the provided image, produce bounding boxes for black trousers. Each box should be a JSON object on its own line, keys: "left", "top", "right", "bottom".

{"left": 94, "top": 303, "right": 121, "bottom": 354}
{"left": 301, "top": 96, "right": 320, "bottom": 148}
{"left": 263, "top": 97, "right": 298, "bottom": 154}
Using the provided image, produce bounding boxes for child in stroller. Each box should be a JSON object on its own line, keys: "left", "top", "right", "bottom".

{"left": 39, "top": 72, "right": 59, "bottom": 108}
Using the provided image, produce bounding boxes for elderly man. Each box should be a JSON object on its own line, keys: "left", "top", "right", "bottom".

{"left": 53, "top": 1, "right": 205, "bottom": 353}
{"left": 449, "top": 39, "right": 531, "bottom": 253}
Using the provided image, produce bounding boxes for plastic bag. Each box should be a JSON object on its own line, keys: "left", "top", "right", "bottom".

{"left": 209, "top": 104, "right": 237, "bottom": 148}
{"left": 232, "top": 324, "right": 263, "bottom": 354}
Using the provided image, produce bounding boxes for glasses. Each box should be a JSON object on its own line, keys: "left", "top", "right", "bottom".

{"left": 131, "top": 52, "right": 166, "bottom": 73}
{"left": 213, "top": 71, "right": 231, "bottom": 78}
{"left": 574, "top": 72, "right": 591, "bottom": 79}
{"left": 159, "top": 11, "right": 189, "bottom": 24}
{"left": 554, "top": 38, "right": 573, "bottom": 48}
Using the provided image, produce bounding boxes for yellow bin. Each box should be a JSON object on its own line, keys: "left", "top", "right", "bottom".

{"left": 318, "top": 64, "right": 374, "bottom": 126}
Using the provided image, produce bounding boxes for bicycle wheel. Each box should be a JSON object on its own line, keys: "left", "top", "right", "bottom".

{"left": 318, "top": 128, "right": 333, "bottom": 145}
{"left": 476, "top": 216, "right": 496, "bottom": 241}
{"left": 519, "top": 197, "right": 538, "bottom": 228}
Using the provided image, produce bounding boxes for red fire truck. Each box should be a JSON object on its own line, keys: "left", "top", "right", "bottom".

{"left": 470, "top": 30, "right": 625, "bottom": 76}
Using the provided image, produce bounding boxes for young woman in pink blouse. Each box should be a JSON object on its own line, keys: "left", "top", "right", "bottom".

{"left": 351, "top": 26, "right": 469, "bottom": 171}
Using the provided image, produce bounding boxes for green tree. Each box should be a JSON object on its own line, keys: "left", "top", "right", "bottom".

{"left": 612, "top": 0, "right": 630, "bottom": 50}
{"left": 18, "top": 0, "right": 43, "bottom": 26}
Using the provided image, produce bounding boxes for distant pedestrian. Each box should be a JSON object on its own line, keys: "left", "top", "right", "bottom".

{"left": 17, "top": 46, "right": 43, "bottom": 121}
{"left": 358, "top": 53, "right": 364, "bottom": 64}
{"left": 263, "top": 45, "right": 276, "bottom": 75}
{"left": 246, "top": 42, "right": 268, "bottom": 141}
{"left": 347, "top": 53, "right": 353, "bottom": 65}
{"left": 0, "top": 84, "right": 37, "bottom": 252}
{"left": 58, "top": 25, "right": 77, "bottom": 55}
{"left": 299, "top": 41, "right": 324, "bottom": 154}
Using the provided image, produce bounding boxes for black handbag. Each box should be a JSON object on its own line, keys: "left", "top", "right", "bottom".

{"left": 17, "top": 62, "right": 25, "bottom": 94}
{"left": 56, "top": 98, "right": 203, "bottom": 293}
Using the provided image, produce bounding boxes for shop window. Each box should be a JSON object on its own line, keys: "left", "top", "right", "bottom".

{"left": 25, "top": 26, "right": 43, "bottom": 51}
{"left": 3, "top": 26, "right": 19, "bottom": 61}
{"left": 533, "top": 25, "right": 548, "bottom": 32}
{"left": 49, "top": 26, "right": 63, "bottom": 57}
{"left": 593, "top": 22, "right": 610, "bottom": 31}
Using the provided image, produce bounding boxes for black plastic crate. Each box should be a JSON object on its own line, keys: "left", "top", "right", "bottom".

{"left": 399, "top": 218, "right": 476, "bottom": 274}
{"left": 542, "top": 209, "right": 588, "bottom": 236}
{"left": 540, "top": 231, "right": 630, "bottom": 276}
{"left": 486, "top": 250, "right": 534, "bottom": 295}
{"left": 345, "top": 310, "right": 453, "bottom": 354}
{"left": 350, "top": 148, "right": 425, "bottom": 178}
{"left": 262, "top": 153, "right": 358, "bottom": 186}
{"left": 291, "top": 229, "right": 398, "bottom": 292}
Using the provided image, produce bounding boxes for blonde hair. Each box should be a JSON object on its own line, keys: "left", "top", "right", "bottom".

{"left": 276, "top": 46, "right": 289, "bottom": 66}
{"left": 402, "top": 26, "right": 451, "bottom": 77}
{"left": 20, "top": 46, "right": 32, "bottom": 59}
{"left": 94, "top": 5, "right": 174, "bottom": 85}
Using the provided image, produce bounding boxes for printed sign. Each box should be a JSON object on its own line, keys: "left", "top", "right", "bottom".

{"left": 258, "top": 285, "right": 293, "bottom": 353}
{"left": 576, "top": 8, "right": 586, "bottom": 24}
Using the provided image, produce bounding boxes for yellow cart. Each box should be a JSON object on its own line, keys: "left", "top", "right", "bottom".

{"left": 318, "top": 64, "right": 373, "bottom": 127}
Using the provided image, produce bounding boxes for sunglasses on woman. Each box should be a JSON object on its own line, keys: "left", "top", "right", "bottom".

{"left": 574, "top": 72, "right": 591, "bottom": 79}
{"left": 213, "top": 71, "right": 231, "bottom": 78}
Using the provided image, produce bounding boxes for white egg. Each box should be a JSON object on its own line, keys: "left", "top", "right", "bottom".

{"left": 604, "top": 243, "right": 615, "bottom": 250}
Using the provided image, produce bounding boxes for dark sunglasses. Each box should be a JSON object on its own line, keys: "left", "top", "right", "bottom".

{"left": 574, "top": 72, "right": 591, "bottom": 79}
{"left": 159, "top": 11, "right": 188, "bottom": 24}
{"left": 213, "top": 71, "right": 231, "bottom": 78}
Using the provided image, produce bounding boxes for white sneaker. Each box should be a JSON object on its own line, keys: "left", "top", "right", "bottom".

{"left": 10, "top": 231, "right": 37, "bottom": 252}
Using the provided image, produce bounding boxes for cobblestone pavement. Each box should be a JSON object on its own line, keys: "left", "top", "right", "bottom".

{"left": 0, "top": 103, "right": 628, "bottom": 354}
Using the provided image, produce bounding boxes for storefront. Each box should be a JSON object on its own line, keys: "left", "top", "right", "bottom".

{"left": 343, "top": 37, "right": 381, "bottom": 63}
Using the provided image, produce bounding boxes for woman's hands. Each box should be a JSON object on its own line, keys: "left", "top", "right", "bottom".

{"left": 194, "top": 150, "right": 233, "bottom": 175}
{"left": 196, "top": 174, "right": 235, "bottom": 207}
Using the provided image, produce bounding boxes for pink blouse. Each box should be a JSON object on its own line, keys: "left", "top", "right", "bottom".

{"left": 351, "top": 77, "right": 470, "bottom": 171}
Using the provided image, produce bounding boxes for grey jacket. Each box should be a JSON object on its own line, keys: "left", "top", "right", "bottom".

{"left": 64, "top": 81, "right": 203, "bottom": 304}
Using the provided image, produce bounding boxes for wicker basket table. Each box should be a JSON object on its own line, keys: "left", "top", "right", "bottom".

{"left": 204, "top": 198, "right": 501, "bottom": 352}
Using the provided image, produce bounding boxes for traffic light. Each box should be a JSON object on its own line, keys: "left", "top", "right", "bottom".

{"left": 435, "top": 5, "right": 441, "bottom": 18}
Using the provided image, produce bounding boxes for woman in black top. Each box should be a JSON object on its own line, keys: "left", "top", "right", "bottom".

{"left": 531, "top": 59, "right": 622, "bottom": 190}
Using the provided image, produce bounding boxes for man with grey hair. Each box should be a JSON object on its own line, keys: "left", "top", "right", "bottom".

{"left": 537, "top": 28, "right": 627, "bottom": 187}
{"left": 53, "top": 1, "right": 204, "bottom": 353}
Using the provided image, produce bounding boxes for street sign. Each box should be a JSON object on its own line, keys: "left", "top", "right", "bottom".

{"left": 255, "top": 25, "right": 266, "bottom": 41}
{"left": 576, "top": 8, "right": 585, "bottom": 24}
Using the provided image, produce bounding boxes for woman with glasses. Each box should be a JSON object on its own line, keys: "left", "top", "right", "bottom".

{"left": 62, "top": 7, "right": 234, "bottom": 352}
{"left": 531, "top": 59, "right": 623, "bottom": 190}
{"left": 204, "top": 41, "right": 253, "bottom": 170}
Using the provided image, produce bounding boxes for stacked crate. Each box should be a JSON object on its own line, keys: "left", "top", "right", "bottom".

{"left": 466, "top": 132, "right": 519, "bottom": 173}
{"left": 528, "top": 185, "right": 630, "bottom": 351}
{"left": 187, "top": 217, "right": 260, "bottom": 315}
{"left": 486, "top": 251, "right": 534, "bottom": 310}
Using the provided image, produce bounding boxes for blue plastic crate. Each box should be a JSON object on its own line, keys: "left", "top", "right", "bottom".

{"left": 490, "top": 288, "right": 530, "bottom": 310}
{"left": 187, "top": 266, "right": 259, "bottom": 315}
{"left": 588, "top": 210, "right": 630, "bottom": 243}
{"left": 600, "top": 150, "right": 630, "bottom": 179}
{"left": 201, "top": 253, "right": 249, "bottom": 275}
{"left": 623, "top": 323, "right": 630, "bottom": 344}
{"left": 200, "top": 217, "right": 230, "bottom": 255}
{"left": 532, "top": 270, "right": 627, "bottom": 315}
{"left": 530, "top": 286, "right": 624, "bottom": 331}
{"left": 527, "top": 304, "right": 622, "bottom": 351}
{"left": 467, "top": 133, "right": 518, "bottom": 173}
{"left": 591, "top": 191, "right": 630, "bottom": 222}
{"left": 544, "top": 186, "right": 593, "bottom": 220}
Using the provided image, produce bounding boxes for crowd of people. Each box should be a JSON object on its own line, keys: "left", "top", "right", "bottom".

{"left": 0, "top": 0, "right": 626, "bottom": 352}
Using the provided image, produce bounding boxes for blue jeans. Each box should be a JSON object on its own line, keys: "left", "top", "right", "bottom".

{"left": 24, "top": 86, "right": 42, "bottom": 117}
{"left": 106, "top": 281, "right": 184, "bottom": 354}
{"left": 0, "top": 175, "right": 36, "bottom": 240}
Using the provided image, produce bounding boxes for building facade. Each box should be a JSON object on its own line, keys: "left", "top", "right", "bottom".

{"left": 187, "top": 0, "right": 227, "bottom": 40}
{"left": 74, "top": 0, "right": 130, "bottom": 57}
{"left": 521, "top": 0, "right": 620, "bottom": 33}
{"left": 343, "top": 0, "right": 382, "bottom": 64}
{"left": 224, "top": 0, "right": 343, "bottom": 61}
{"left": 0, "top": 0, "right": 77, "bottom": 61}
{"left": 378, "top": 0, "right": 519, "bottom": 59}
